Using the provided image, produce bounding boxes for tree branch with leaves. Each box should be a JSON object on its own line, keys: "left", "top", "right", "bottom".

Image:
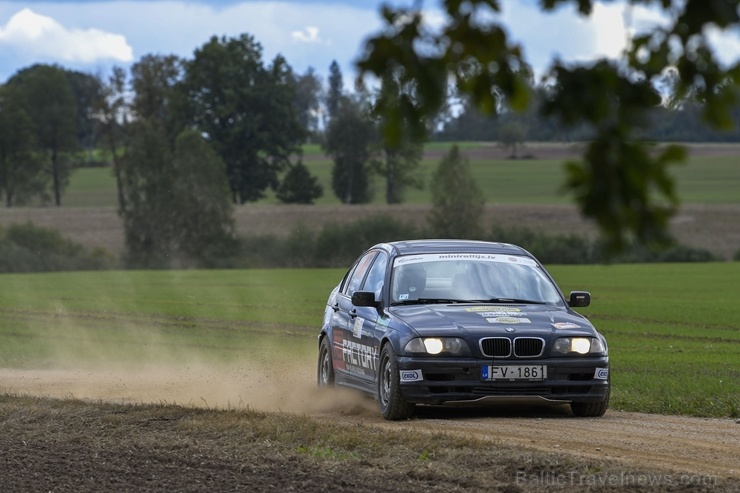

{"left": 357, "top": 0, "right": 740, "bottom": 253}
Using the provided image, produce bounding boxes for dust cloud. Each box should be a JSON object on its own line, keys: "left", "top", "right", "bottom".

{"left": 0, "top": 360, "right": 377, "bottom": 416}
{"left": 0, "top": 317, "right": 377, "bottom": 416}
{"left": 1, "top": 282, "right": 379, "bottom": 416}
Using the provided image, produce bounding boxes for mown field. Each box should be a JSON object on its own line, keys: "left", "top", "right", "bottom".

{"left": 1, "top": 264, "right": 738, "bottom": 418}
{"left": 63, "top": 142, "right": 740, "bottom": 207}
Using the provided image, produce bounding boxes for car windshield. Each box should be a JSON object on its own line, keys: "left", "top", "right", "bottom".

{"left": 390, "top": 253, "right": 562, "bottom": 305}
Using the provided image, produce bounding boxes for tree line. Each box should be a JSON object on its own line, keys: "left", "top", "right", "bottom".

{"left": 0, "top": 39, "right": 430, "bottom": 213}
{"left": 0, "top": 34, "right": 434, "bottom": 266}
{"left": 437, "top": 75, "right": 740, "bottom": 146}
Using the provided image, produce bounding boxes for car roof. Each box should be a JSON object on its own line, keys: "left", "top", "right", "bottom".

{"left": 376, "top": 239, "right": 532, "bottom": 258}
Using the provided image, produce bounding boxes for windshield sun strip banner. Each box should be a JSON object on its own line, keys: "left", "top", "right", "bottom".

{"left": 393, "top": 253, "right": 538, "bottom": 268}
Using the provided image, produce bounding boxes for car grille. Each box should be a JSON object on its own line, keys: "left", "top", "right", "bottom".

{"left": 479, "top": 338, "right": 511, "bottom": 357}
{"left": 480, "top": 337, "right": 545, "bottom": 358}
{"left": 514, "top": 337, "right": 544, "bottom": 357}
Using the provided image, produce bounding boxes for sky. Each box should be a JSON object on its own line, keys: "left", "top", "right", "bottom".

{"left": 1, "top": 0, "right": 739, "bottom": 87}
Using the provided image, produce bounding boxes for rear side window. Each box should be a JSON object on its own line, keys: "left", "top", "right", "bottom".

{"left": 362, "top": 252, "right": 388, "bottom": 298}
{"left": 342, "top": 251, "right": 377, "bottom": 297}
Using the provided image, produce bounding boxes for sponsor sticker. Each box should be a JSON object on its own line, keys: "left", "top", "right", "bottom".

{"left": 487, "top": 317, "right": 531, "bottom": 324}
{"left": 353, "top": 317, "right": 364, "bottom": 337}
{"left": 400, "top": 369, "right": 424, "bottom": 382}
{"left": 477, "top": 311, "right": 527, "bottom": 318}
{"left": 393, "top": 253, "right": 538, "bottom": 267}
{"left": 342, "top": 339, "right": 377, "bottom": 371}
{"left": 466, "top": 306, "right": 521, "bottom": 313}
{"left": 594, "top": 368, "right": 609, "bottom": 380}
{"left": 552, "top": 322, "right": 581, "bottom": 330}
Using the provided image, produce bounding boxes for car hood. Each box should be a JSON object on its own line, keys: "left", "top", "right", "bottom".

{"left": 389, "top": 303, "right": 595, "bottom": 337}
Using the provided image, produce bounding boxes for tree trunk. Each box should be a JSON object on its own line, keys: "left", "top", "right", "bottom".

{"left": 51, "top": 150, "right": 61, "bottom": 206}
{"left": 385, "top": 150, "right": 397, "bottom": 204}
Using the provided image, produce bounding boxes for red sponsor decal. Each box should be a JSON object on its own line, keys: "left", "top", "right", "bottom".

{"left": 332, "top": 328, "right": 345, "bottom": 371}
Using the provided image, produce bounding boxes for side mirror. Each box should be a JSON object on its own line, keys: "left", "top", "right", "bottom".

{"left": 352, "top": 290, "right": 379, "bottom": 309}
{"left": 568, "top": 291, "right": 591, "bottom": 308}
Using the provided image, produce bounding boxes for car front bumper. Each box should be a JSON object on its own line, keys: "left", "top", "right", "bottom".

{"left": 397, "top": 355, "right": 610, "bottom": 405}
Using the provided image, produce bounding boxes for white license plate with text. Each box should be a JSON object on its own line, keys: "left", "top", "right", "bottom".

{"left": 482, "top": 365, "right": 547, "bottom": 381}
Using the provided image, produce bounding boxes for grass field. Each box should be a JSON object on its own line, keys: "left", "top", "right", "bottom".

{"left": 1, "top": 264, "right": 737, "bottom": 418}
{"left": 62, "top": 142, "right": 740, "bottom": 207}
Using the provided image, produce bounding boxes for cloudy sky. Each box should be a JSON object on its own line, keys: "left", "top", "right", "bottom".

{"left": 1, "top": 0, "right": 738, "bottom": 86}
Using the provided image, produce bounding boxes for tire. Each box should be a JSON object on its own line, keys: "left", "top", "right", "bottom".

{"left": 317, "top": 336, "right": 335, "bottom": 388}
{"left": 377, "top": 344, "right": 415, "bottom": 420}
{"left": 571, "top": 387, "right": 610, "bottom": 417}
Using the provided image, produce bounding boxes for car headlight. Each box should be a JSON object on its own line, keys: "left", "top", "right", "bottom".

{"left": 553, "top": 337, "right": 606, "bottom": 355}
{"left": 404, "top": 337, "right": 470, "bottom": 356}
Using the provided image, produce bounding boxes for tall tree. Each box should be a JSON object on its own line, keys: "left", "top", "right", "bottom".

{"left": 123, "top": 53, "right": 236, "bottom": 267}
{"left": 324, "top": 98, "right": 375, "bottom": 204}
{"left": 65, "top": 69, "right": 104, "bottom": 161}
{"left": 129, "top": 54, "right": 184, "bottom": 143}
{"left": 94, "top": 67, "right": 130, "bottom": 211}
{"left": 427, "top": 145, "right": 484, "bottom": 239}
{"left": 357, "top": 0, "right": 740, "bottom": 253}
{"left": 181, "top": 34, "right": 304, "bottom": 203}
{"left": 0, "top": 85, "right": 46, "bottom": 207}
{"left": 120, "top": 120, "right": 177, "bottom": 267}
{"left": 375, "top": 142, "right": 423, "bottom": 204}
{"left": 373, "top": 71, "right": 424, "bottom": 204}
{"left": 326, "top": 60, "right": 344, "bottom": 123}
{"left": 7, "top": 64, "right": 78, "bottom": 206}
{"left": 121, "top": 123, "right": 235, "bottom": 268}
{"left": 169, "top": 130, "right": 235, "bottom": 263}
{"left": 293, "top": 67, "right": 323, "bottom": 142}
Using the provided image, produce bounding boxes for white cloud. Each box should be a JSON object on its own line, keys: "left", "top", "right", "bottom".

{"left": 590, "top": 3, "right": 628, "bottom": 59}
{"left": 0, "top": 8, "right": 133, "bottom": 64}
{"left": 292, "top": 26, "right": 323, "bottom": 44}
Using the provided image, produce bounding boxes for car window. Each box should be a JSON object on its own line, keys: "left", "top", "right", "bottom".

{"left": 362, "top": 252, "right": 388, "bottom": 299}
{"left": 343, "top": 251, "right": 377, "bottom": 297}
{"left": 390, "top": 254, "right": 562, "bottom": 304}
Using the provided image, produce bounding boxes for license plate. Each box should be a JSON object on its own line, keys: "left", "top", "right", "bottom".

{"left": 482, "top": 365, "right": 547, "bottom": 381}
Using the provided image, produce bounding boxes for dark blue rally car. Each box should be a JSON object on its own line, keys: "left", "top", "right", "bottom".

{"left": 317, "top": 239, "right": 610, "bottom": 420}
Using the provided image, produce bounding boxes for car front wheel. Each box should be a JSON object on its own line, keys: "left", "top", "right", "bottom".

{"left": 317, "top": 336, "right": 335, "bottom": 387}
{"left": 378, "top": 344, "right": 415, "bottom": 420}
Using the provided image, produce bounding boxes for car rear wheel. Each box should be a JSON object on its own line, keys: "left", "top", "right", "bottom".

{"left": 570, "top": 387, "right": 610, "bottom": 417}
{"left": 378, "top": 344, "right": 415, "bottom": 420}
{"left": 317, "top": 336, "right": 335, "bottom": 387}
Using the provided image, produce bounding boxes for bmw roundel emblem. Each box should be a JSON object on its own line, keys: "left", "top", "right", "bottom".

{"left": 505, "top": 327, "right": 516, "bottom": 333}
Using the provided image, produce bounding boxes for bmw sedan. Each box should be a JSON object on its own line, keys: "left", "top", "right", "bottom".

{"left": 317, "top": 239, "right": 610, "bottom": 420}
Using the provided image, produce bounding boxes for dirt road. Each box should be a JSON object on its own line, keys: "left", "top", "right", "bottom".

{"left": 338, "top": 406, "right": 739, "bottom": 482}
{"left": 2, "top": 365, "right": 738, "bottom": 485}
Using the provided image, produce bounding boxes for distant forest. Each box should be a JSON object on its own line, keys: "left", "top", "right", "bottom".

{"left": 436, "top": 96, "right": 740, "bottom": 143}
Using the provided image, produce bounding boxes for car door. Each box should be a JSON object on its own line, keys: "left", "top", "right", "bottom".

{"left": 355, "top": 251, "right": 389, "bottom": 383}
{"left": 332, "top": 251, "right": 378, "bottom": 385}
